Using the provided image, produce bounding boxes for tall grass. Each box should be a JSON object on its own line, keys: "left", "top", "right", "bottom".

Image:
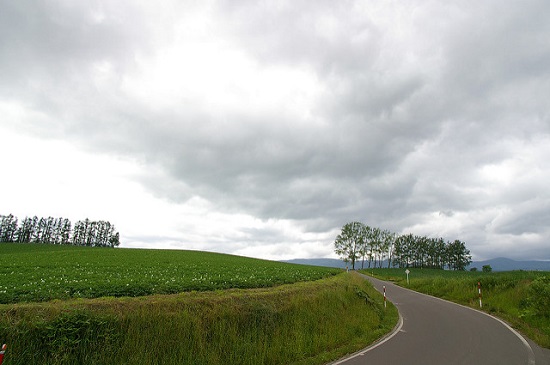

{"left": 364, "top": 268, "right": 550, "bottom": 348}
{"left": 0, "top": 273, "right": 398, "bottom": 365}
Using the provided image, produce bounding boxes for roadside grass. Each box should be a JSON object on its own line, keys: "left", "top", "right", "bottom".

{"left": 0, "top": 243, "right": 399, "bottom": 364}
{"left": 363, "top": 268, "right": 550, "bottom": 348}
{"left": 0, "top": 242, "right": 340, "bottom": 303}
{"left": 0, "top": 273, "right": 398, "bottom": 365}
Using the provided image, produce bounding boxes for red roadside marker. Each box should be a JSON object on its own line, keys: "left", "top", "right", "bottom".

{"left": 478, "top": 282, "right": 483, "bottom": 308}
{"left": 0, "top": 344, "right": 6, "bottom": 365}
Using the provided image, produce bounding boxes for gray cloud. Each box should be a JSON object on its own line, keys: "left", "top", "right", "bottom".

{"left": 1, "top": 0, "right": 549, "bottom": 260}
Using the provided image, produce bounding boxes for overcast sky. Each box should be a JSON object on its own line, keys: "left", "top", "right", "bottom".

{"left": 1, "top": 1, "right": 549, "bottom": 261}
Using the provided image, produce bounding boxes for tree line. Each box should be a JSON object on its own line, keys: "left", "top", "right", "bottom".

{"left": 0, "top": 213, "right": 120, "bottom": 248}
{"left": 334, "top": 222, "right": 472, "bottom": 271}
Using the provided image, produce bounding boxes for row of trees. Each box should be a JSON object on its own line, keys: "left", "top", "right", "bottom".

{"left": 334, "top": 222, "right": 472, "bottom": 271}
{"left": 0, "top": 214, "right": 120, "bottom": 248}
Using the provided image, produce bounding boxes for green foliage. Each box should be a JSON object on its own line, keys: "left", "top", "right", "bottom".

{"left": 0, "top": 273, "right": 398, "bottom": 365}
{"left": 445, "top": 239, "right": 471, "bottom": 270}
{"left": 334, "top": 222, "right": 364, "bottom": 270}
{"left": 0, "top": 214, "right": 119, "bottom": 247}
{"left": 0, "top": 243, "right": 340, "bottom": 304}
{"left": 365, "top": 268, "right": 550, "bottom": 349}
{"left": 334, "top": 222, "right": 471, "bottom": 271}
{"left": 482, "top": 264, "right": 493, "bottom": 272}
{"left": 525, "top": 276, "right": 550, "bottom": 318}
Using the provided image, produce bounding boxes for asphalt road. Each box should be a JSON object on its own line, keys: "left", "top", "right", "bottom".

{"left": 330, "top": 275, "right": 550, "bottom": 365}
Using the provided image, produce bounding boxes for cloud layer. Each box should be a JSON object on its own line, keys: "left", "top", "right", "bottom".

{"left": 1, "top": 0, "right": 549, "bottom": 260}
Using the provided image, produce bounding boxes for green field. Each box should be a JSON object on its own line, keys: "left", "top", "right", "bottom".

{"left": 0, "top": 243, "right": 399, "bottom": 364}
{"left": 363, "top": 268, "right": 550, "bottom": 348}
{"left": 0, "top": 243, "right": 340, "bottom": 303}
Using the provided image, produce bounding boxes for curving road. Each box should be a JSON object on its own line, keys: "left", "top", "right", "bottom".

{"left": 330, "top": 275, "right": 550, "bottom": 365}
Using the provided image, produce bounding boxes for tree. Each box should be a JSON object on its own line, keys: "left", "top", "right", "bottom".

{"left": 446, "top": 240, "right": 472, "bottom": 270}
{"left": 2, "top": 213, "right": 120, "bottom": 248}
{"left": 392, "top": 234, "right": 405, "bottom": 268}
{"left": 109, "top": 231, "right": 120, "bottom": 247}
{"left": 401, "top": 233, "right": 415, "bottom": 268}
{"left": 433, "top": 238, "right": 446, "bottom": 269}
{"left": 334, "top": 222, "right": 365, "bottom": 270}
{"left": 16, "top": 216, "right": 35, "bottom": 243}
{"left": 370, "top": 227, "right": 383, "bottom": 268}
{"left": 59, "top": 218, "right": 72, "bottom": 245}
{"left": 391, "top": 233, "right": 414, "bottom": 268}
{"left": 337, "top": 222, "right": 472, "bottom": 271}
{"left": 482, "top": 265, "right": 492, "bottom": 273}
{"left": 358, "top": 225, "right": 372, "bottom": 269}
{"left": 41, "top": 217, "right": 55, "bottom": 244}
{"left": 72, "top": 218, "right": 120, "bottom": 247}
{"left": 383, "top": 230, "right": 396, "bottom": 268}
{"left": 0, "top": 214, "right": 18, "bottom": 242}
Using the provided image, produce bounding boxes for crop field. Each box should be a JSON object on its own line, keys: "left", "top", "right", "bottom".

{"left": 0, "top": 243, "right": 398, "bottom": 365}
{"left": 0, "top": 242, "right": 341, "bottom": 304}
{"left": 364, "top": 268, "right": 550, "bottom": 348}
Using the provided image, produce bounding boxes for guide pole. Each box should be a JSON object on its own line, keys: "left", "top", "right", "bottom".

{"left": 478, "top": 282, "right": 482, "bottom": 308}
{"left": 0, "top": 344, "right": 6, "bottom": 365}
{"left": 383, "top": 285, "right": 387, "bottom": 308}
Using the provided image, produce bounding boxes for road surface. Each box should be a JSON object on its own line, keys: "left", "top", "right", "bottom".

{"left": 330, "top": 275, "right": 550, "bottom": 365}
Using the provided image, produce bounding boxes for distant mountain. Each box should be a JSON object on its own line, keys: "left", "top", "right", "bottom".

{"left": 283, "top": 258, "right": 388, "bottom": 270}
{"left": 283, "top": 258, "right": 347, "bottom": 269}
{"left": 284, "top": 257, "right": 550, "bottom": 272}
{"left": 468, "top": 258, "right": 550, "bottom": 272}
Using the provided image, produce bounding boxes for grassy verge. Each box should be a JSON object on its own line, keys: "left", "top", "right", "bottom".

{"left": 0, "top": 273, "right": 398, "bottom": 365}
{"left": 363, "top": 268, "right": 550, "bottom": 348}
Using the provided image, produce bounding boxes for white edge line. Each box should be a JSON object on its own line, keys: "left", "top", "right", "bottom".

{"left": 466, "top": 304, "right": 536, "bottom": 365}
{"left": 385, "top": 281, "right": 536, "bottom": 365}
{"left": 330, "top": 276, "right": 537, "bottom": 365}
{"left": 329, "top": 310, "right": 404, "bottom": 365}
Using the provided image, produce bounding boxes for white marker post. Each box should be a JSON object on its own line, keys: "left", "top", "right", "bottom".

{"left": 478, "top": 282, "right": 482, "bottom": 308}
{"left": 405, "top": 269, "right": 410, "bottom": 285}
{"left": 383, "top": 285, "right": 387, "bottom": 308}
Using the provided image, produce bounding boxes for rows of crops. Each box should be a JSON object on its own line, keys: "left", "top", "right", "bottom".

{"left": 0, "top": 243, "right": 341, "bottom": 304}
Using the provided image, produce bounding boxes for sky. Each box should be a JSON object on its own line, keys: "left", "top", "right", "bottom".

{"left": 1, "top": 1, "right": 549, "bottom": 261}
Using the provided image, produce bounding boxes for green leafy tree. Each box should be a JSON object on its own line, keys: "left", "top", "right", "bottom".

{"left": 446, "top": 239, "right": 472, "bottom": 270}
{"left": 383, "top": 230, "right": 396, "bottom": 268}
{"left": 16, "top": 216, "right": 34, "bottom": 243}
{"left": 358, "top": 225, "right": 371, "bottom": 269}
{"left": 392, "top": 234, "right": 405, "bottom": 268}
{"left": 334, "top": 222, "right": 365, "bottom": 270}
{"left": 370, "top": 227, "right": 383, "bottom": 268}
{"left": 109, "top": 231, "right": 120, "bottom": 247}
{"left": 3, "top": 213, "right": 120, "bottom": 248}
{"left": 0, "top": 214, "right": 18, "bottom": 242}
{"left": 60, "top": 218, "right": 72, "bottom": 245}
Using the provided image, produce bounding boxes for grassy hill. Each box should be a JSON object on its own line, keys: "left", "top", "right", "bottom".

{"left": 0, "top": 243, "right": 398, "bottom": 364}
